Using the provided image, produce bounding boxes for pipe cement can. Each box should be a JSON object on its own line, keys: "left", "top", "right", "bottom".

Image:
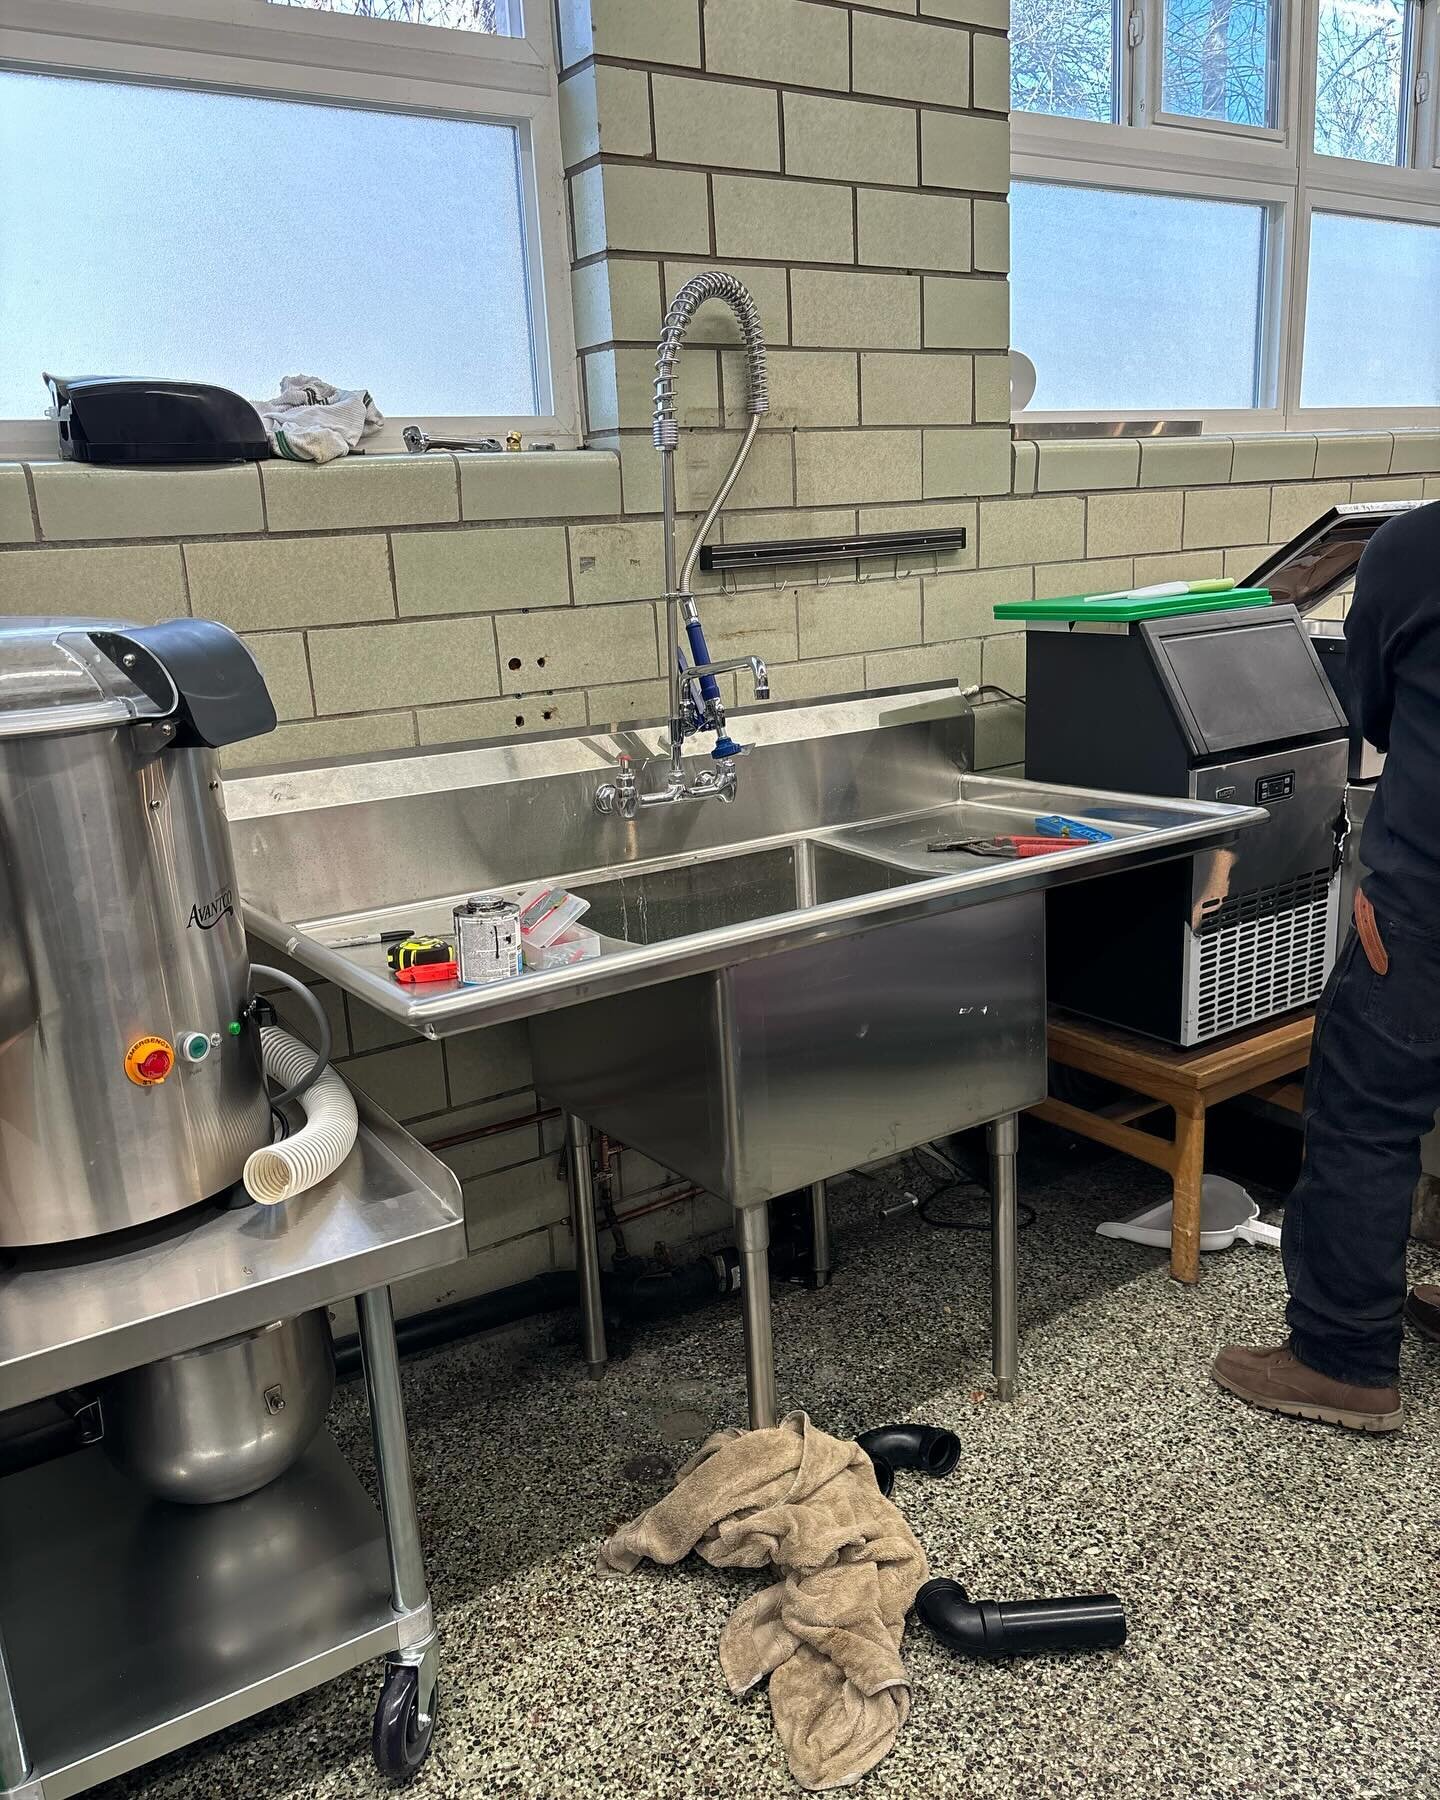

{"left": 454, "top": 894, "right": 523, "bottom": 986}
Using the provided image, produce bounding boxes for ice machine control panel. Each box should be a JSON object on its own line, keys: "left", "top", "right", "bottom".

{"left": 1256, "top": 771, "right": 1295, "bottom": 804}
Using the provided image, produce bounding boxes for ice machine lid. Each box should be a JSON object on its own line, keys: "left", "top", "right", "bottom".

{"left": 0, "top": 618, "right": 174, "bottom": 740}
{"left": 1141, "top": 606, "right": 1348, "bottom": 758}
{"left": 1243, "top": 500, "right": 1424, "bottom": 617}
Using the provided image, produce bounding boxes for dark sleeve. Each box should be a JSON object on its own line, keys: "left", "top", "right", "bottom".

{"left": 1344, "top": 528, "right": 1407, "bottom": 753}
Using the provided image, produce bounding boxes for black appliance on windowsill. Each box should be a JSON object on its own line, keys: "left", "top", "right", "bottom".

{"left": 44, "top": 376, "right": 271, "bottom": 465}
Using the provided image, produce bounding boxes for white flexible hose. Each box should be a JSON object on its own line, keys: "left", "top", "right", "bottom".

{"left": 243, "top": 1026, "right": 359, "bottom": 1206}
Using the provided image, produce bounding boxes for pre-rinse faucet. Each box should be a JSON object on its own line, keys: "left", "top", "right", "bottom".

{"left": 595, "top": 272, "right": 771, "bottom": 819}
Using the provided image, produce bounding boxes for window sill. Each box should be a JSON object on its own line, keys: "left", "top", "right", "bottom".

{"left": 1010, "top": 428, "right": 1440, "bottom": 495}
{"left": 0, "top": 449, "right": 622, "bottom": 545}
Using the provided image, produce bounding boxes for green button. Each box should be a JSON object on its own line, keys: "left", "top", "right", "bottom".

{"left": 187, "top": 1034, "right": 211, "bottom": 1060}
{"left": 227, "top": 1020, "right": 243, "bottom": 1037}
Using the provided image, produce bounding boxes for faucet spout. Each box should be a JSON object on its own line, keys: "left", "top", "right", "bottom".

{"left": 687, "top": 654, "right": 769, "bottom": 701}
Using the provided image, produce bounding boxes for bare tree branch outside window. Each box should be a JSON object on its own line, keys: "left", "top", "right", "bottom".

{"left": 1314, "top": 0, "right": 1407, "bottom": 164}
{"left": 267, "top": 0, "right": 501, "bottom": 31}
{"left": 1161, "top": 0, "right": 1274, "bottom": 125}
{"left": 1010, "top": 0, "right": 1118, "bottom": 122}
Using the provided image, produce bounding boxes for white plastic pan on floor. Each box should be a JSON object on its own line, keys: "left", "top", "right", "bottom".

{"left": 1096, "top": 1175, "right": 1283, "bottom": 1253}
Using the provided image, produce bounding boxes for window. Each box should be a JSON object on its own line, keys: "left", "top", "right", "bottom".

{"left": 1012, "top": 184, "right": 1269, "bottom": 410}
{"left": 268, "top": 0, "right": 516, "bottom": 28}
{"left": 1302, "top": 210, "right": 1440, "bottom": 405}
{"left": 1010, "top": 0, "right": 1440, "bottom": 429}
{"left": 1011, "top": 1, "right": 1121, "bottom": 123}
{"left": 1161, "top": 0, "right": 1278, "bottom": 127}
{"left": 1313, "top": 0, "right": 1409, "bottom": 164}
{"left": 0, "top": 0, "right": 577, "bottom": 456}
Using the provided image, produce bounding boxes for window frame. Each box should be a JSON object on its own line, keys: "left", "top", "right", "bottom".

{"left": 1012, "top": 0, "right": 1440, "bottom": 432}
{"left": 0, "top": 0, "right": 581, "bottom": 458}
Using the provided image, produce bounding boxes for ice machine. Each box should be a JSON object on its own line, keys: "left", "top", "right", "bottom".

{"left": 1019, "top": 597, "right": 1349, "bottom": 1045}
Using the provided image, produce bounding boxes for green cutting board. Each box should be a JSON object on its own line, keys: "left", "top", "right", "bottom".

{"left": 994, "top": 587, "right": 1273, "bottom": 624}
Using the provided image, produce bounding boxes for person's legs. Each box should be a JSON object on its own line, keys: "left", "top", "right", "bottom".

{"left": 1214, "top": 902, "right": 1440, "bottom": 1429}
{"left": 1283, "top": 911, "right": 1440, "bottom": 1386}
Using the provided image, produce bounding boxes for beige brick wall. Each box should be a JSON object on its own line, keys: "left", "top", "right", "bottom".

{"left": 3, "top": 0, "right": 1439, "bottom": 1319}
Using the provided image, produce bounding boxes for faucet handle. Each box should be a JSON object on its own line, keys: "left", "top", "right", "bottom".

{"left": 595, "top": 752, "right": 639, "bottom": 819}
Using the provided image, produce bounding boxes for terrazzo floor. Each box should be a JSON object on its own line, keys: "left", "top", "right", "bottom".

{"left": 99, "top": 1134, "right": 1440, "bottom": 1800}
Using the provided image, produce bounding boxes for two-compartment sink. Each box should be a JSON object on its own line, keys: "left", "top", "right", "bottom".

{"left": 228, "top": 687, "right": 1263, "bottom": 1421}
{"left": 230, "top": 689, "right": 1262, "bottom": 1214}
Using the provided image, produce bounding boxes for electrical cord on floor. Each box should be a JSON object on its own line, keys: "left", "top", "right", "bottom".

{"left": 906, "top": 1140, "right": 1037, "bottom": 1233}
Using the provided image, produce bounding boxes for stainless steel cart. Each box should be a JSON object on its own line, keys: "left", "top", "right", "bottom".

{"left": 0, "top": 1094, "right": 465, "bottom": 1800}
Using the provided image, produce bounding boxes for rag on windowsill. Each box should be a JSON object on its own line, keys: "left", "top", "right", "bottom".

{"left": 600, "top": 1411, "right": 929, "bottom": 1791}
{"left": 253, "top": 374, "right": 383, "bottom": 463}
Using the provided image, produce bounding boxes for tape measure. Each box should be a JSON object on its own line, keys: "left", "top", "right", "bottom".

{"left": 386, "top": 935, "right": 454, "bottom": 973}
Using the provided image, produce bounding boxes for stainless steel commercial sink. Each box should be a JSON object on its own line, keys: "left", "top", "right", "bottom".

{"left": 229, "top": 691, "right": 1258, "bottom": 1041}
{"left": 228, "top": 687, "right": 1263, "bottom": 1424}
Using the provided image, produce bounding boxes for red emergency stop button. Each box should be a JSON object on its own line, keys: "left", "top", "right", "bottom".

{"left": 125, "top": 1035, "right": 175, "bottom": 1086}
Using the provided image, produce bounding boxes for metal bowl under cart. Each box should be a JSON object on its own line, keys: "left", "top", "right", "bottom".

{"left": 0, "top": 1092, "right": 465, "bottom": 1800}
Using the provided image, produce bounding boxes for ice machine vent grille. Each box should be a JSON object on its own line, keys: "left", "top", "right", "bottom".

{"left": 1188, "top": 871, "right": 1338, "bottom": 1042}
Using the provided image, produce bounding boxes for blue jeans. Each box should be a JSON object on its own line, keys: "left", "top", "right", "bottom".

{"left": 1284, "top": 902, "right": 1440, "bottom": 1386}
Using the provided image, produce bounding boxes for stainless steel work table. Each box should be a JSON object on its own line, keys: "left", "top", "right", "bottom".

{"left": 0, "top": 1095, "right": 465, "bottom": 1800}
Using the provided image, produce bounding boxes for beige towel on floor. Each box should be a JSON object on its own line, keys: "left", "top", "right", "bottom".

{"left": 602, "top": 1411, "right": 929, "bottom": 1791}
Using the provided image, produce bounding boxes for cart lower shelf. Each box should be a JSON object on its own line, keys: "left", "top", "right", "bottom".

{"left": 0, "top": 1434, "right": 399, "bottom": 1800}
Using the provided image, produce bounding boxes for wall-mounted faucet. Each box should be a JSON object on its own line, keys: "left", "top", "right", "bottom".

{"left": 595, "top": 272, "right": 771, "bottom": 818}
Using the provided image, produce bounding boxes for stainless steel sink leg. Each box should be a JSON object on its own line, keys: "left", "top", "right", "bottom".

{"left": 988, "top": 1114, "right": 1020, "bottom": 1402}
{"left": 357, "top": 1284, "right": 430, "bottom": 1619}
{"left": 0, "top": 1628, "right": 33, "bottom": 1797}
{"left": 565, "top": 1113, "right": 608, "bottom": 1377}
{"left": 809, "top": 1180, "right": 833, "bottom": 1288}
{"left": 736, "top": 1205, "right": 778, "bottom": 1429}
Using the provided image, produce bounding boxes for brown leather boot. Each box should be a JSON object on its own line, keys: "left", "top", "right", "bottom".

{"left": 1405, "top": 1285, "right": 1440, "bottom": 1344}
{"left": 1212, "top": 1343, "right": 1403, "bottom": 1432}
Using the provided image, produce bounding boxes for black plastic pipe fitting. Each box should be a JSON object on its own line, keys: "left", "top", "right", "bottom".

{"left": 916, "top": 1578, "right": 1127, "bottom": 1659}
{"left": 867, "top": 1453, "right": 895, "bottom": 1498}
{"left": 855, "top": 1423, "right": 962, "bottom": 1480}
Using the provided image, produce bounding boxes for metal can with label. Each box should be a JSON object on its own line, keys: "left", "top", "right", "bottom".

{"left": 453, "top": 894, "right": 523, "bottom": 986}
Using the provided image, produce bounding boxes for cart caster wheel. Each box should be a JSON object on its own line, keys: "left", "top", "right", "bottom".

{"left": 372, "top": 1664, "right": 438, "bottom": 1783}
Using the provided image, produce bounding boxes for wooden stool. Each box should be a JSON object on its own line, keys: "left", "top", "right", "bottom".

{"left": 1032, "top": 1012, "right": 1314, "bottom": 1284}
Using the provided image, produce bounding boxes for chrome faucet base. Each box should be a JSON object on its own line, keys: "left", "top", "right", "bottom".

{"left": 594, "top": 755, "right": 736, "bottom": 818}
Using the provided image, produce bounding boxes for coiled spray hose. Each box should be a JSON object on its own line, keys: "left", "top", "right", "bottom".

{"left": 243, "top": 1026, "right": 359, "bottom": 1205}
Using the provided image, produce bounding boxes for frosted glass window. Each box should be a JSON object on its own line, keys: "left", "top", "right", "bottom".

{"left": 1302, "top": 212, "right": 1440, "bottom": 407}
{"left": 1010, "top": 0, "right": 1120, "bottom": 123}
{"left": 0, "top": 72, "right": 538, "bottom": 420}
{"left": 1011, "top": 182, "right": 1267, "bottom": 411}
{"left": 1162, "top": 0, "right": 1276, "bottom": 126}
{"left": 267, "top": 0, "right": 514, "bottom": 31}
{"left": 1314, "top": 0, "right": 1407, "bottom": 165}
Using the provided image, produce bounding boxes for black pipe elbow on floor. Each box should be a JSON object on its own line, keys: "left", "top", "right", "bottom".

{"left": 868, "top": 1453, "right": 895, "bottom": 1498}
{"left": 856, "top": 1423, "right": 962, "bottom": 1479}
{"left": 916, "top": 1578, "right": 1127, "bottom": 1659}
